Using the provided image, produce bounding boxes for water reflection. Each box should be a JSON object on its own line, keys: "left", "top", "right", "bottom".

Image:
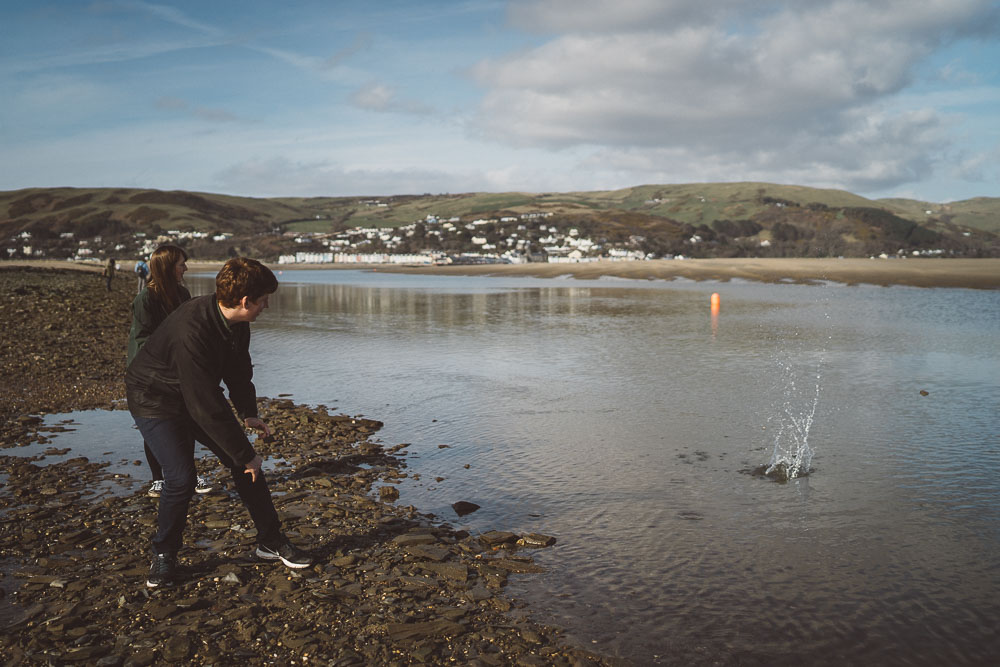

{"left": 264, "top": 280, "right": 684, "bottom": 333}
{"left": 185, "top": 271, "right": 1000, "bottom": 665}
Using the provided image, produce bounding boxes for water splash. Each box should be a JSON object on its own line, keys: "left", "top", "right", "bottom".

{"left": 763, "top": 360, "right": 821, "bottom": 482}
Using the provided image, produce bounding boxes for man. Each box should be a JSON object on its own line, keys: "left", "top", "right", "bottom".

{"left": 126, "top": 257, "right": 311, "bottom": 588}
{"left": 103, "top": 258, "right": 116, "bottom": 291}
{"left": 134, "top": 257, "right": 149, "bottom": 293}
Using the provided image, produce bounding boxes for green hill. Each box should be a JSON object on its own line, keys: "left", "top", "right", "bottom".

{"left": 277, "top": 183, "right": 999, "bottom": 235}
{"left": 877, "top": 196, "right": 1000, "bottom": 235}
{"left": 1, "top": 187, "right": 304, "bottom": 236}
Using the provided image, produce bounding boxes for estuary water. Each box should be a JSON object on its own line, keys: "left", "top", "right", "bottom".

{"left": 55, "top": 269, "right": 1000, "bottom": 664}
{"left": 218, "top": 269, "right": 1000, "bottom": 665}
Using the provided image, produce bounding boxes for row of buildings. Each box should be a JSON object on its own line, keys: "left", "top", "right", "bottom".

{"left": 6, "top": 229, "right": 235, "bottom": 262}
{"left": 278, "top": 213, "right": 649, "bottom": 265}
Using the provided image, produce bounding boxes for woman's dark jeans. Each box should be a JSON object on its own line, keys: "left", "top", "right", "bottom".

{"left": 134, "top": 415, "right": 282, "bottom": 555}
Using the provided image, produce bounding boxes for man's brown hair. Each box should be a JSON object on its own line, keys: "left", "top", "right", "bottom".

{"left": 215, "top": 257, "right": 278, "bottom": 308}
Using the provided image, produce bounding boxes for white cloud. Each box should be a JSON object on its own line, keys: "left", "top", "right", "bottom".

{"left": 472, "top": 0, "right": 999, "bottom": 194}
{"left": 351, "top": 84, "right": 395, "bottom": 111}
{"left": 323, "top": 32, "right": 374, "bottom": 70}
{"left": 2, "top": 1, "right": 996, "bottom": 202}
{"left": 154, "top": 97, "right": 244, "bottom": 123}
{"left": 350, "top": 83, "right": 433, "bottom": 115}
{"left": 507, "top": 0, "right": 756, "bottom": 32}
{"left": 0, "top": 38, "right": 215, "bottom": 76}
{"left": 951, "top": 143, "right": 1000, "bottom": 183}
{"left": 579, "top": 107, "right": 947, "bottom": 193}
{"left": 127, "top": 0, "right": 223, "bottom": 37}
{"left": 125, "top": 1, "right": 364, "bottom": 84}
{"left": 214, "top": 156, "right": 479, "bottom": 197}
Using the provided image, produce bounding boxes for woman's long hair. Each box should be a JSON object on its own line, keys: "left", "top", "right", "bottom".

{"left": 146, "top": 245, "right": 188, "bottom": 314}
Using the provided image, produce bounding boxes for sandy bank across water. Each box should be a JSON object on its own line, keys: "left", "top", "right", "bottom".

{"left": 6, "top": 257, "right": 998, "bottom": 289}
{"left": 355, "top": 258, "right": 1000, "bottom": 290}
{"left": 251, "top": 257, "right": 1000, "bottom": 290}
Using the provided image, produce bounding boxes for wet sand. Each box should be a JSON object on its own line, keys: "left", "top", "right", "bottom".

{"left": 0, "top": 266, "right": 613, "bottom": 666}
{"left": 356, "top": 258, "right": 1000, "bottom": 290}
{"left": 248, "top": 258, "right": 998, "bottom": 290}
{"left": 6, "top": 257, "right": 998, "bottom": 289}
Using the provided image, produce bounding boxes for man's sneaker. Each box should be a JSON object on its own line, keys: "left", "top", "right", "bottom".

{"left": 256, "top": 541, "right": 313, "bottom": 569}
{"left": 195, "top": 476, "right": 213, "bottom": 494}
{"left": 147, "top": 480, "right": 164, "bottom": 498}
{"left": 146, "top": 552, "right": 177, "bottom": 588}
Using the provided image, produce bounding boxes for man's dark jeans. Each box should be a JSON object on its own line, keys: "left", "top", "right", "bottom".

{"left": 134, "top": 415, "right": 282, "bottom": 555}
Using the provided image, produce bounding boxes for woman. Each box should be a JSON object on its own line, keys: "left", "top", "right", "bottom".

{"left": 127, "top": 245, "right": 213, "bottom": 497}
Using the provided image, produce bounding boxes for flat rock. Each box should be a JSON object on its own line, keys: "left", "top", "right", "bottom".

{"left": 487, "top": 558, "right": 545, "bottom": 574}
{"left": 465, "top": 584, "right": 493, "bottom": 602}
{"left": 331, "top": 555, "right": 357, "bottom": 567}
{"left": 517, "top": 533, "right": 557, "bottom": 547}
{"left": 480, "top": 530, "right": 518, "bottom": 546}
{"left": 405, "top": 544, "right": 452, "bottom": 562}
{"left": 162, "top": 635, "right": 190, "bottom": 661}
{"left": 418, "top": 561, "right": 468, "bottom": 582}
{"left": 123, "top": 648, "right": 157, "bottom": 667}
{"left": 61, "top": 645, "right": 111, "bottom": 662}
{"left": 392, "top": 533, "right": 437, "bottom": 547}
{"left": 386, "top": 619, "right": 465, "bottom": 642}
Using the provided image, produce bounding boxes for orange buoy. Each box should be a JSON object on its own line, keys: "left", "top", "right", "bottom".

{"left": 710, "top": 292, "right": 720, "bottom": 315}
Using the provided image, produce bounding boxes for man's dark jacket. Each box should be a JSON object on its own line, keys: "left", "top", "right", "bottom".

{"left": 126, "top": 294, "right": 258, "bottom": 467}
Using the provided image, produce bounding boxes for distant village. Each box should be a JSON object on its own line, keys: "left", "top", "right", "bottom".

{"left": 9, "top": 228, "right": 234, "bottom": 262}
{"left": 5, "top": 200, "right": 963, "bottom": 266}
{"left": 275, "top": 211, "right": 656, "bottom": 266}
{"left": 8, "top": 210, "right": 661, "bottom": 266}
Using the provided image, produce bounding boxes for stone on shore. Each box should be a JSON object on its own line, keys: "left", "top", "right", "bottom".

{"left": 452, "top": 500, "right": 481, "bottom": 516}
{"left": 480, "top": 530, "right": 519, "bottom": 546}
{"left": 518, "top": 533, "right": 557, "bottom": 547}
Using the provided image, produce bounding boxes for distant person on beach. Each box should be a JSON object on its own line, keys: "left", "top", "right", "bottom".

{"left": 127, "top": 245, "right": 213, "bottom": 498}
{"left": 103, "top": 258, "right": 115, "bottom": 291}
{"left": 134, "top": 257, "right": 149, "bottom": 293}
{"left": 126, "top": 257, "right": 312, "bottom": 587}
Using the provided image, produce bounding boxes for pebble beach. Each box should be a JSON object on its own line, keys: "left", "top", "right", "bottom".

{"left": 0, "top": 266, "right": 614, "bottom": 666}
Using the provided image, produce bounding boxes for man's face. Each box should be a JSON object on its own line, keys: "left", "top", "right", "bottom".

{"left": 243, "top": 294, "right": 269, "bottom": 322}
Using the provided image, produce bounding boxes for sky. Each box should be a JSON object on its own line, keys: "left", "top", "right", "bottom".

{"left": 1, "top": 0, "right": 999, "bottom": 203}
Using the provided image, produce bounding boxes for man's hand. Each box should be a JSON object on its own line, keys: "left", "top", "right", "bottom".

{"left": 245, "top": 417, "right": 271, "bottom": 438}
{"left": 244, "top": 455, "right": 263, "bottom": 483}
